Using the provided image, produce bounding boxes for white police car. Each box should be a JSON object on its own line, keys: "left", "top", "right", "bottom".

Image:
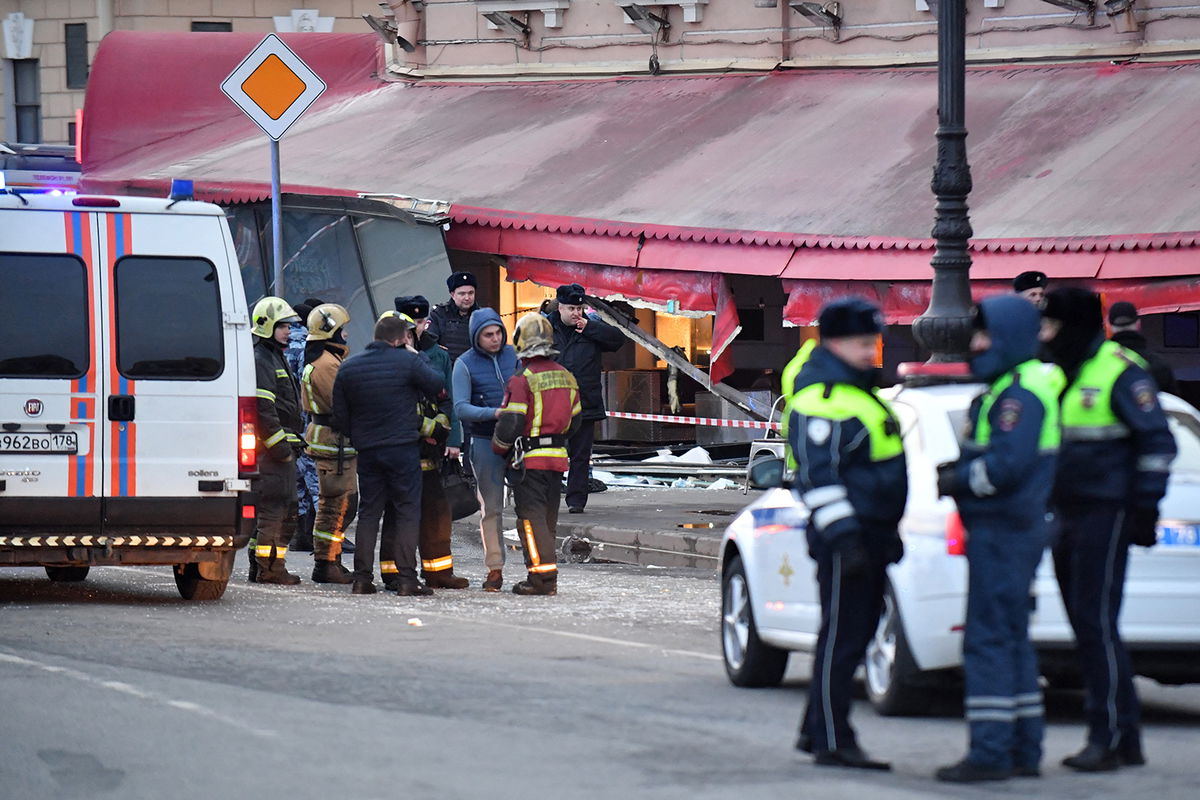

{"left": 721, "top": 379, "right": 1200, "bottom": 714}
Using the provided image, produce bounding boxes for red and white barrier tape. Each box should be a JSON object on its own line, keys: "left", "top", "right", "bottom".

{"left": 606, "top": 410, "right": 781, "bottom": 431}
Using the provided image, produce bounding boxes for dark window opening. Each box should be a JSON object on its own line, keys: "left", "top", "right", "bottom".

{"left": 115, "top": 257, "right": 224, "bottom": 379}
{"left": 1164, "top": 312, "right": 1200, "bottom": 349}
{"left": 736, "top": 307, "right": 766, "bottom": 342}
{"left": 65, "top": 23, "right": 89, "bottom": 89}
{"left": 191, "top": 21, "right": 233, "bottom": 32}
{"left": 0, "top": 253, "right": 88, "bottom": 378}
{"left": 67, "top": 122, "right": 77, "bottom": 146}
{"left": 12, "top": 59, "right": 41, "bottom": 143}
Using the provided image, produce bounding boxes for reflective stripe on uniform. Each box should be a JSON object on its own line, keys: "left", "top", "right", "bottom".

{"left": 812, "top": 500, "right": 854, "bottom": 530}
{"left": 256, "top": 388, "right": 276, "bottom": 402}
{"left": 380, "top": 561, "right": 398, "bottom": 574}
{"left": 420, "top": 416, "right": 437, "bottom": 437}
{"left": 422, "top": 556, "right": 453, "bottom": 572}
{"left": 802, "top": 485, "right": 847, "bottom": 509}
{"left": 524, "top": 446, "right": 568, "bottom": 461}
{"left": 263, "top": 429, "right": 287, "bottom": 447}
{"left": 1138, "top": 454, "right": 1173, "bottom": 472}
{"left": 523, "top": 520, "right": 541, "bottom": 565}
{"left": 306, "top": 441, "right": 357, "bottom": 456}
{"left": 275, "top": 368, "right": 287, "bottom": 378}
{"left": 972, "top": 359, "right": 1066, "bottom": 451}
{"left": 1061, "top": 423, "right": 1131, "bottom": 442}
{"left": 505, "top": 402, "right": 529, "bottom": 415}
{"left": 313, "top": 528, "right": 344, "bottom": 542}
{"left": 530, "top": 563, "right": 558, "bottom": 574}
{"left": 968, "top": 459, "right": 997, "bottom": 497}
{"left": 255, "top": 544, "right": 281, "bottom": 558}
{"left": 420, "top": 458, "right": 438, "bottom": 472}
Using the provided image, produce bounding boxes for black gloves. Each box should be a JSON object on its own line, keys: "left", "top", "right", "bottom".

{"left": 835, "top": 532, "right": 871, "bottom": 577}
{"left": 268, "top": 440, "right": 293, "bottom": 462}
{"left": 883, "top": 534, "right": 905, "bottom": 565}
{"left": 936, "top": 461, "right": 961, "bottom": 498}
{"left": 1127, "top": 506, "right": 1160, "bottom": 548}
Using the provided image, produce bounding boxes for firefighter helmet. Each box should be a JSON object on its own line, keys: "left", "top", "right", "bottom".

{"left": 306, "top": 303, "right": 350, "bottom": 341}
{"left": 377, "top": 310, "right": 417, "bottom": 330}
{"left": 250, "top": 296, "right": 301, "bottom": 339}
{"left": 513, "top": 312, "right": 558, "bottom": 359}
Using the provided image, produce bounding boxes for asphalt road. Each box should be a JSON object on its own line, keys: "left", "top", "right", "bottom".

{"left": 2, "top": 532, "right": 1198, "bottom": 800}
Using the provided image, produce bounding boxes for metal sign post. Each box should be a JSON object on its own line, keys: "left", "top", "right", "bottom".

{"left": 220, "top": 34, "right": 326, "bottom": 298}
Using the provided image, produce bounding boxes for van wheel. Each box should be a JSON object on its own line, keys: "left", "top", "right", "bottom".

{"left": 45, "top": 566, "right": 90, "bottom": 582}
{"left": 174, "top": 563, "right": 229, "bottom": 601}
{"left": 722, "top": 555, "right": 789, "bottom": 687}
{"left": 864, "top": 584, "right": 931, "bottom": 716}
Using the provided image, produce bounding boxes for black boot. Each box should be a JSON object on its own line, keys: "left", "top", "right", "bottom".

{"left": 813, "top": 747, "right": 890, "bottom": 771}
{"left": 512, "top": 578, "right": 557, "bottom": 596}
{"left": 290, "top": 510, "right": 314, "bottom": 552}
{"left": 312, "top": 560, "right": 354, "bottom": 584}
{"left": 934, "top": 759, "right": 1009, "bottom": 782}
{"left": 1118, "top": 736, "right": 1146, "bottom": 767}
{"left": 247, "top": 541, "right": 259, "bottom": 583}
{"left": 424, "top": 570, "right": 469, "bottom": 589}
{"left": 1062, "top": 743, "right": 1119, "bottom": 772}
{"left": 395, "top": 580, "right": 434, "bottom": 597}
{"left": 256, "top": 563, "right": 301, "bottom": 585}
{"left": 351, "top": 580, "right": 376, "bottom": 594}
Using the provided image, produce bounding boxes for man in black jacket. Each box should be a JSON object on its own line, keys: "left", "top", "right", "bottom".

{"left": 428, "top": 271, "right": 480, "bottom": 361}
{"left": 332, "top": 314, "right": 445, "bottom": 596}
{"left": 547, "top": 283, "right": 626, "bottom": 513}
{"left": 1109, "top": 301, "right": 1179, "bottom": 395}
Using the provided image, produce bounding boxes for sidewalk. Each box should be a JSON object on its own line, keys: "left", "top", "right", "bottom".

{"left": 451, "top": 485, "right": 760, "bottom": 569}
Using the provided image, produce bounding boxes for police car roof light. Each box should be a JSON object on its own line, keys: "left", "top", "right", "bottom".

{"left": 169, "top": 179, "right": 194, "bottom": 202}
{"left": 72, "top": 196, "right": 121, "bottom": 207}
{"left": 897, "top": 361, "right": 973, "bottom": 387}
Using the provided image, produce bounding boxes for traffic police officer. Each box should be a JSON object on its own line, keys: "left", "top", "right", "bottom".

{"left": 391, "top": 298, "right": 470, "bottom": 589}
{"left": 786, "top": 298, "right": 906, "bottom": 770}
{"left": 1042, "top": 288, "right": 1176, "bottom": 771}
{"left": 935, "top": 294, "right": 1066, "bottom": 782}
{"left": 492, "top": 313, "right": 582, "bottom": 596}
{"left": 249, "top": 296, "right": 305, "bottom": 585}
{"left": 300, "top": 303, "right": 357, "bottom": 585}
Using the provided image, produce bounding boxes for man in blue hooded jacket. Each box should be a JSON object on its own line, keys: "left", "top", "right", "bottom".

{"left": 935, "top": 294, "right": 1066, "bottom": 782}
{"left": 452, "top": 308, "right": 518, "bottom": 591}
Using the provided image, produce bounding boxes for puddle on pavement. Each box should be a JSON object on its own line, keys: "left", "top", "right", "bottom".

{"left": 677, "top": 522, "right": 717, "bottom": 529}
{"left": 697, "top": 509, "right": 735, "bottom": 516}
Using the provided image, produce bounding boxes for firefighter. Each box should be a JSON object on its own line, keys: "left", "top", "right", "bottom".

{"left": 1041, "top": 288, "right": 1176, "bottom": 772}
{"left": 934, "top": 295, "right": 1066, "bottom": 782}
{"left": 249, "top": 296, "right": 305, "bottom": 585}
{"left": 786, "top": 298, "right": 906, "bottom": 770}
{"left": 300, "top": 303, "right": 357, "bottom": 585}
{"left": 395, "top": 296, "right": 470, "bottom": 589}
{"left": 492, "top": 313, "right": 581, "bottom": 596}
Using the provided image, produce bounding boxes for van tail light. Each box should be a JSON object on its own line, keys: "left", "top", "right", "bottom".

{"left": 946, "top": 510, "right": 966, "bottom": 556}
{"left": 238, "top": 396, "right": 258, "bottom": 475}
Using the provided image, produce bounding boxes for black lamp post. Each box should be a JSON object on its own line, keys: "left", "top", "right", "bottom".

{"left": 912, "top": 0, "right": 974, "bottom": 363}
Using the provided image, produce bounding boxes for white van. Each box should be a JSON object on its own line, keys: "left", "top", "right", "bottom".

{"left": 0, "top": 193, "right": 257, "bottom": 600}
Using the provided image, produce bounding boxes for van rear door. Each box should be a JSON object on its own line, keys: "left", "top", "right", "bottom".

{"left": 97, "top": 212, "right": 242, "bottom": 539}
{"left": 0, "top": 210, "right": 104, "bottom": 528}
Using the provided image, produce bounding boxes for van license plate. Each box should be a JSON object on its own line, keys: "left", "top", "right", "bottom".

{"left": 0, "top": 432, "right": 79, "bottom": 454}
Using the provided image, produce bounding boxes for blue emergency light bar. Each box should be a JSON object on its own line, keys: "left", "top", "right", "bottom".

{"left": 169, "top": 179, "right": 194, "bottom": 202}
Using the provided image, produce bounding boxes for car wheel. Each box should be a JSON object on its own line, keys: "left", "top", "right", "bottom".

{"left": 864, "top": 584, "right": 930, "bottom": 716}
{"left": 45, "top": 566, "right": 89, "bottom": 582}
{"left": 174, "top": 563, "right": 229, "bottom": 601}
{"left": 722, "top": 554, "right": 788, "bottom": 687}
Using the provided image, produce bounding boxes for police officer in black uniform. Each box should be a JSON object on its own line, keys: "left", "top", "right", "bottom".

{"left": 786, "top": 298, "right": 906, "bottom": 770}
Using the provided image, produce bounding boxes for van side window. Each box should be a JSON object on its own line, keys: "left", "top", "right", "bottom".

{"left": 115, "top": 256, "right": 223, "bottom": 380}
{"left": 0, "top": 252, "right": 89, "bottom": 378}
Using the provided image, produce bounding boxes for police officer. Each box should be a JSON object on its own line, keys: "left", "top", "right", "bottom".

{"left": 1013, "top": 271, "right": 1048, "bottom": 308}
{"left": 934, "top": 295, "right": 1066, "bottom": 782}
{"left": 1041, "top": 288, "right": 1176, "bottom": 771}
{"left": 429, "top": 272, "right": 480, "bottom": 361}
{"left": 786, "top": 298, "right": 906, "bottom": 770}
{"left": 493, "top": 313, "right": 582, "bottom": 596}
{"left": 249, "top": 296, "right": 305, "bottom": 585}
{"left": 332, "top": 313, "right": 445, "bottom": 596}
{"left": 300, "top": 303, "right": 357, "bottom": 585}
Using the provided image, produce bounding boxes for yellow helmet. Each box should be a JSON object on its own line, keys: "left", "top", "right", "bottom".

{"left": 250, "top": 296, "right": 301, "bottom": 339}
{"left": 377, "top": 310, "right": 417, "bottom": 330}
{"left": 306, "top": 303, "right": 350, "bottom": 341}
{"left": 513, "top": 312, "right": 558, "bottom": 359}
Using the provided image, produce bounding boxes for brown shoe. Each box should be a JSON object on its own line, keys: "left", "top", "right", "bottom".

{"left": 482, "top": 569, "right": 503, "bottom": 592}
{"left": 424, "top": 570, "right": 470, "bottom": 589}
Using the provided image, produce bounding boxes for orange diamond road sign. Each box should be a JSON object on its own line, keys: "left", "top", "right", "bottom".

{"left": 221, "top": 34, "right": 326, "bottom": 140}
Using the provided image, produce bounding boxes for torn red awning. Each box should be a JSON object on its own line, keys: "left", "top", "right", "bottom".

{"left": 505, "top": 256, "right": 741, "bottom": 384}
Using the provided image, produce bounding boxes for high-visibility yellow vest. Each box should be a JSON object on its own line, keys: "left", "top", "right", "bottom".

{"left": 972, "top": 359, "right": 1066, "bottom": 452}
{"left": 784, "top": 382, "right": 904, "bottom": 470}
{"left": 1061, "top": 341, "right": 1146, "bottom": 442}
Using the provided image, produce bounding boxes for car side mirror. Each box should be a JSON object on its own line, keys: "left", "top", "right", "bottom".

{"left": 748, "top": 457, "right": 786, "bottom": 490}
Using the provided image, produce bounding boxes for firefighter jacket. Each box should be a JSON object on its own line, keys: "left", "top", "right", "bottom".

{"left": 331, "top": 341, "right": 445, "bottom": 452}
{"left": 547, "top": 310, "right": 625, "bottom": 422}
{"left": 492, "top": 357, "right": 582, "bottom": 472}
{"left": 254, "top": 337, "right": 303, "bottom": 462}
{"left": 1053, "top": 338, "right": 1177, "bottom": 509}
{"left": 416, "top": 342, "right": 455, "bottom": 473}
{"left": 418, "top": 331, "right": 462, "bottom": 449}
{"left": 951, "top": 295, "right": 1067, "bottom": 527}
{"left": 784, "top": 346, "right": 907, "bottom": 556}
{"left": 301, "top": 343, "right": 357, "bottom": 461}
